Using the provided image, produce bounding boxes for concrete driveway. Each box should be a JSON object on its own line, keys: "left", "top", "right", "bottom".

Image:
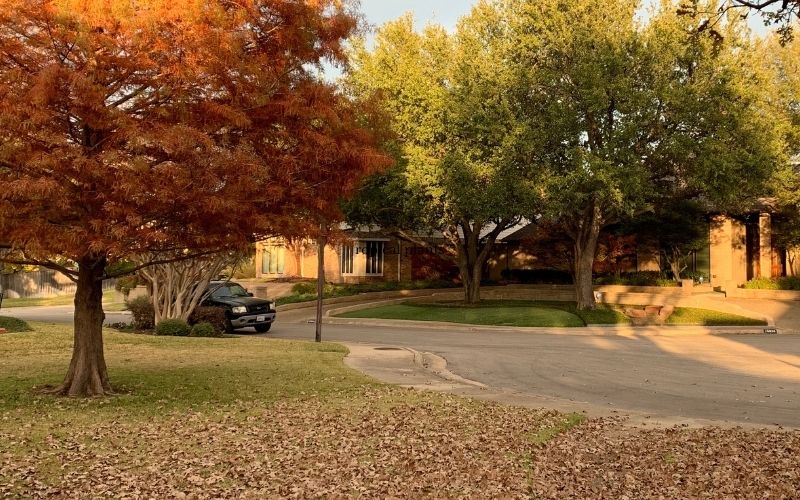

{"left": 6, "top": 301, "right": 800, "bottom": 427}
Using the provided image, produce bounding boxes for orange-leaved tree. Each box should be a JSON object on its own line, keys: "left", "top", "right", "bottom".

{"left": 0, "top": 0, "right": 388, "bottom": 396}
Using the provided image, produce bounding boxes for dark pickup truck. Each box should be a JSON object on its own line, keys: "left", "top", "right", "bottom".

{"left": 203, "top": 281, "right": 276, "bottom": 333}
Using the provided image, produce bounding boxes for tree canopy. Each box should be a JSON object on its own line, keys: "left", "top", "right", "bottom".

{"left": 0, "top": 0, "right": 388, "bottom": 396}
{"left": 502, "top": 0, "right": 783, "bottom": 308}
{"left": 345, "top": 10, "right": 539, "bottom": 303}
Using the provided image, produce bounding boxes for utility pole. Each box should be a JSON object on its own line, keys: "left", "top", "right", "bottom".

{"left": 315, "top": 233, "right": 326, "bottom": 343}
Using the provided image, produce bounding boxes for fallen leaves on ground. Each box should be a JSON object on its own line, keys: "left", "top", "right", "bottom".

{"left": 1, "top": 388, "right": 798, "bottom": 498}
{"left": 532, "top": 418, "right": 800, "bottom": 499}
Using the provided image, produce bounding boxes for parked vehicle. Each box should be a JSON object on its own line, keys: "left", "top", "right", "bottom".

{"left": 203, "top": 281, "right": 276, "bottom": 333}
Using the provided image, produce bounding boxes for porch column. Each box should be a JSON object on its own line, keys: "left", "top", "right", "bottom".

{"left": 759, "top": 213, "right": 772, "bottom": 279}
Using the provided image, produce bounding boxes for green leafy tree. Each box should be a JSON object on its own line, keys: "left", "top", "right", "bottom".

{"left": 346, "top": 9, "right": 538, "bottom": 304}
{"left": 505, "top": 0, "right": 783, "bottom": 309}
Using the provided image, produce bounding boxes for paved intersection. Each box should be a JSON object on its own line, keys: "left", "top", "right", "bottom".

{"left": 5, "top": 302, "right": 800, "bottom": 427}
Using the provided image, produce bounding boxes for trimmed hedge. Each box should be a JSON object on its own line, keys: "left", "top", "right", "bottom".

{"left": 594, "top": 271, "right": 677, "bottom": 287}
{"left": 155, "top": 319, "right": 190, "bottom": 337}
{"left": 500, "top": 269, "right": 573, "bottom": 284}
{"left": 743, "top": 276, "right": 800, "bottom": 291}
{"left": 189, "top": 322, "right": 221, "bottom": 338}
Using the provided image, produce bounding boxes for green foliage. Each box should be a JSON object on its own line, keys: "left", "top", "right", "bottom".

{"left": 594, "top": 272, "right": 677, "bottom": 287}
{"left": 155, "top": 319, "right": 190, "bottom": 337}
{"left": 743, "top": 276, "right": 800, "bottom": 290}
{"left": 188, "top": 306, "right": 228, "bottom": 333}
{"left": 278, "top": 280, "right": 459, "bottom": 306}
{"left": 0, "top": 316, "right": 32, "bottom": 332}
{"left": 126, "top": 296, "right": 154, "bottom": 330}
{"left": 189, "top": 322, "right": 221, "bottom": 338}
{"left": 346, "top": 11, "right": 541, "bottom": 299}
{"left": 500, "top": 269, "right": 573, "bottom": 285}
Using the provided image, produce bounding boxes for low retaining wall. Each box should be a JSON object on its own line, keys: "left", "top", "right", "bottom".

{"left": 726, "top": 287, "right": 800, "bottom": 301}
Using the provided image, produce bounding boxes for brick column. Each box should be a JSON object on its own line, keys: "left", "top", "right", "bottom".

{"left": 759, "top": 213, "right": 772, "bottom": 279}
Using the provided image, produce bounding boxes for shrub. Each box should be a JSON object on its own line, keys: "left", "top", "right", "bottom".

{"left": 189, "top": 322, "right": 221, "bottom": 338}
{"left": 0, "top": 316, "right": 32, "bottom": 333}
{"left": 155, "top": 318, "right": 190, "bottom": 336}
{"left": 744, "top": 276, "right": 800, "bottom": 291}
{"left": 291, "top": 281, "right": 317, "bottom": 295}
{"left": 594, "top": 271, "right": 676, "bottom": 287}
{"left": 188, "top": 306, "right": 228, "bottom": 333}
{"left": 126, "top": 295, "right": 154, "bottom": 330}
{"left": 501, "top": 269, "right": 573, "bottom": 284}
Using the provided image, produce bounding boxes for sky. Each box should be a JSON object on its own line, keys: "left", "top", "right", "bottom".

{"left": 358, "top": 0, "right": 472, "bottom": 32}
{"left": 356, "top": 0, "right": 774, "bottom": 36}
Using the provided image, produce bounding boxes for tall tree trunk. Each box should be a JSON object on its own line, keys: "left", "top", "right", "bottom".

{"left": 573, "top": 206, "right": 602, "bottom": 311}
{"left": 461, "top": 263, "right": 483, "bottom": 305}
{"left": 53, "top": 255, "right": 110, "bottom": 397}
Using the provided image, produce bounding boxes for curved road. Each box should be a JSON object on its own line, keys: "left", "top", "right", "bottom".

{"left": 6, "top": 303, "right": 800, "bottom": 427}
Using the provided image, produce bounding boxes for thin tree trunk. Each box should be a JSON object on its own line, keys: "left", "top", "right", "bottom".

{"left": 51, "top": 255, "right": 111, "bottom": 397}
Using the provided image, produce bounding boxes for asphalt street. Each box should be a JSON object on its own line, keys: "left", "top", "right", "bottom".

{"left": 5, "top": 303, "right": 800, "bottom": 427}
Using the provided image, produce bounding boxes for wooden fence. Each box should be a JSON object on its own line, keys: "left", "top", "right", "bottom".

{"left": 0, "top": 269, "right": 116, "bottom": 299}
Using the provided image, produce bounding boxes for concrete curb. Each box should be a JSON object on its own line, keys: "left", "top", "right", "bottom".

{"left": 325, "top": 316, "right": 785, "bottom": 337}
{"left": 413, "top": 350, "right": 488, "bottom": 389}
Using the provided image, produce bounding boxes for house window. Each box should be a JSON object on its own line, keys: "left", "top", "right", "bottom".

{"left": 340, "top": 244, "right": 354, "bottom": 275}
{"left": 365, "top": 241, "right": 384, "bottom": 275}
{"left": 261, "top": 244, "right": 285, "bottom": 275}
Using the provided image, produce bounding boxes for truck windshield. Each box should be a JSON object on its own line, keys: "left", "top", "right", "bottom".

{"left": 210, "top": 284, "right": 249, "bottom": 298}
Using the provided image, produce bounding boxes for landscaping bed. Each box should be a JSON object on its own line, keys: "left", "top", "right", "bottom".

{"left": 275, "top": 279, "right": 459, "bottom": 306}
{"left": 336, "top": 300, "right": 765, "bottom": 327}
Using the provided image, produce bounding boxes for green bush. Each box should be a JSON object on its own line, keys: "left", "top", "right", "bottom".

{"left": 279, "top": 279, "right": 459, "bottom": 306}
{"left": 189, "top": 322, "right": 221, "bottom": 338}
{"left": 291, "top": 281, "right": 318, "bottom": 295}
{"left": 188, "top": 306, "right": 228, "bottom": 333}
{"left": 500, "top": 268, "right": 573, "bottom": 284}
{"left": 126, "top": 295, "right": 154, "bottom": 330}
{"left": 155, "top": 319, "right": 191, "bottom": 337}
{"left": 0, "top": 316, "right": 32, "bottom": 333}
{"left": 595, "top": 271, "right": 677, "bottom": 287}
{"left": 744, "top": 276, "right": 800, "bottom": 291}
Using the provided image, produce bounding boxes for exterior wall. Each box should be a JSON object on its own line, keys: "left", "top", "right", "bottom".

{"left": 255, "top": 236, "right": 416, "bottom": 283}
{"left": 759, "top": 213, "right": 773, "bottom": 279}
{"left": 709, "top": 214, "right": 775, "bottom": 289}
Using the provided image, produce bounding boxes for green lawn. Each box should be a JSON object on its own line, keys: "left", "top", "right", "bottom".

{"left": 337, "top": 300, "right": 765, "bottom": 327}
{"left": 666, "top": 308, "right": 767, "bottom": 326}
{"left": 0, "top": 322, "right": 572, "bottom": 497}
{"left": 0, "top": 289, "right": 122, "bottom": 308}
{"left": 338, "top": 300, "right": 597, "bottom": 327}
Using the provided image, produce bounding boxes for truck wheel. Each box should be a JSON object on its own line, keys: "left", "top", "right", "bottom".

{"left": 255, "top": 323, "right": 271, "bottom": 333}
{"left": 224, "top": 318, "right": 235, "bottom": 334}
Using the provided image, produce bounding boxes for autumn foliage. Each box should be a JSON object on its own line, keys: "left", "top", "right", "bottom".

{"left": 0, "top": 0, "right": 389, "bottom": 396}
